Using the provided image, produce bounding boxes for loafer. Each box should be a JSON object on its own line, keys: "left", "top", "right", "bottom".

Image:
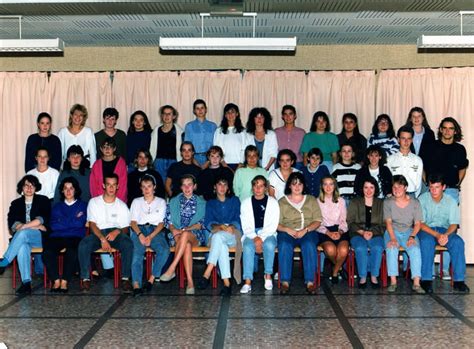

{"left": 306, "top": 283, "right": 317, "bottom": 295}
{"left": 159, "top": 272, "right": 176, "bottom": 282}
{"left": 59, "top": 287, "right": 69, "bottom": 294}
{"left": 197, "top": 276, "right": 210, "bottom": 290}
{"left": 121, "top": 279, "right": 133, "bottom": 294}
{"left": 185, "top": 287, "right": 195, "bottom": 295}
{"left": 16, "top": 282, "right": 32, "bottom": 296}
{"left": 142, "top": 281, "right": 153, "bottom": 292}
{"left": 280, "top": 282, "right": 290, "bottom": 295}
{"left": 420, "top": 281, "right": 433, "bottom": 294}
{"left": 220, "top": 285, "right": 232, "bottom": 297}
{"left": 331, "top": 276, "right": 339, "bottom": 285}
{"left": 412, "top": 285, "right": 426, "bottom": 294}
{"left": 453, "top": 281, "right": 470, "bottom": 293}
{"left": 240, "top": 284, "right": 252, "bottom": 294}
{"left": 133, "top": 288, "right": 143, "bottom": 297}
{"left": 371, "top": 280, "right": 381, "bottom": 289}
{"left": 387, "top": 284, "right": 397, "bottom": 293}
{"left": 81, "top": 279, "right": 91, "bottom": 292}
{"left": 358, "top": 281, "right": 367, "bottom": 289}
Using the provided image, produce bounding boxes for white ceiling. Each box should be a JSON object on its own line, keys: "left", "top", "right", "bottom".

{"left": 1, "top": 1, "right": 473, "bottom": 46}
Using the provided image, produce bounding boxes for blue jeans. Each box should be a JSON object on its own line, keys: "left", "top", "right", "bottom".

{"left": 242, "top": 236, "right": 277, "bottom": 281}
{"left": 350, "top": 235, "right": 384, "bottom": 278}
{"left": 384, "top": 230, "right": 421, "bottom": 278}
{"left": 419, "top": 227, "right": 466, "bottom": 282}
{"left": 131, "top": 225, "right": 170, "bottom": 287}
{"left": 153, "top": 158, "right": 177, "bottom": 185}
{"left": 278, "top": 231, "right": 318, "bottom": 284}
{"left": 78, "top": 229, "right": 133, "bottom": 280}
{"left": 3, "top": 229, "right": 42, "bottom": 283}
{"left": 207, "top": 231, "right": 236, "bottom": 279}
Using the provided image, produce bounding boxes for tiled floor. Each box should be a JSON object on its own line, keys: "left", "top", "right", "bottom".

{"left": 1, "top": 265, "right": 474, "bottom": 348}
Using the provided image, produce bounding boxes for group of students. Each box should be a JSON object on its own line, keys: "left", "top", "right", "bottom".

{"left": 0, "top": 101, "right": 469, "bottom": 297}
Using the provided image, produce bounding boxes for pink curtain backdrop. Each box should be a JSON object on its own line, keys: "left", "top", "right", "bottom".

{"left": 0, "top": 68, "right": 473, "bottom": 262}
{"left": 376, "top": 67, "right": 474, "bottom": 263}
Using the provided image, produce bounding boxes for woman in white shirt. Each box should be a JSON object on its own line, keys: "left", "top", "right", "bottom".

{"left": 268, "top": 149, "right": 300, "bottom": 200}
{"left": 245, "top": 107, "right": 279, "bottom": 172}
{"left": 213, "top": 103, "right": 249, "bottom": 170}
{"left": 57, "top": 104, "right": 96, "bottom": 167}
{"left": 27, "top": 147, "right": 59, "bottom": 200}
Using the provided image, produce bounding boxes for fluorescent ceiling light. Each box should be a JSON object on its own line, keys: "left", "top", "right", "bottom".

{"left": 0, "top": 38, "right": 65, "bottom": 52}
{"left": 417, "top": 35, "right": 474, "bottom": 48}
{"left": 159, "top": 37, "right": 297, "bottom": 51}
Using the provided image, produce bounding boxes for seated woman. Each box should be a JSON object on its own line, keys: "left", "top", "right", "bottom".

{"left": 130, "top": 175, "right": 169, "bottom": 296}
{"left": 240, "top": 175, "right": 279, "bottom": 294}
{"left": 196, "top": 146, "right": 234, "bottom": 201}
{"left": 268, "top": 149, "right": 300, "bottom": 200}
{"left": 347, "top": 177, "right": 384, "bottom": 289}
{"left": 277, "top": 172, "right": 322, "bottom": 295}
{"left": 384, "top": 175, "right": 424, "bottom": 293}
{"left": 316, "top": 176, "right": 349, "bottom": 284}
{"left": 127, "top": 148, "right": 165, "bottom": 206}
{"left": 354, "top": 145, "right": 392, "bottom": 198}
{"left": 160, "top": 175, "right": 207, "bottom": 295}
{"left": 0, "top": 175, "right": 51, "bottom": 295}
{"left": 197, "top": 176, "right": 242, "bottom": 296}
{"left": 43, "top": 177, "right": 87, "bottom": 293}
{"left": 54, "top": 145, "right": 91, "bottom": 203}
{"left": 233, "top": 145, "right": 268, "bottom": 201}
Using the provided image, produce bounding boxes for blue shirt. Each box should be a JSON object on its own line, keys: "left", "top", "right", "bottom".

{"left": 418, "top": 192, "right": 460, "bottom": 228}
{"left": 204, "top": 196, "right": 241, "bottom": 232}
{"left": 184, "top": 119, "right": 217, "bottom": 155}
{"left": 412, "top": 127, "right": 424, "bottom": 156}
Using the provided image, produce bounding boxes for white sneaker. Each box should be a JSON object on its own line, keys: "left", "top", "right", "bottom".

{"left": 273, "top": 272, "right": 279, "bottom": 280}
{"left": 240, "top": 284, "right": 252, "bottom": 294}
{"left": 264, "top": 278, "right": 273, "bottom": 290}
{"left": 442, "top": 274, "right": 452, "bottom": 281}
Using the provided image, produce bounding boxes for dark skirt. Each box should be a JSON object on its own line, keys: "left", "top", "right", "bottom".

{"left": 318, "top": 232, "right": 349, "bottom": 246}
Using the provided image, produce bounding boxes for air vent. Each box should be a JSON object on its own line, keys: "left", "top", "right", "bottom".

{"left": 120, "top": 27, "right": 156, "bottom": 35}
{"left": 107, "top": 14, "right": 145, "bottom": 21}
{"left": 312, "top": 17, "right": 349, "bottom": 26}
{"left": 357, "top": 11, "right": 395, "bottom": 19}
{"left": 73, "top": 20, "right": 112, "bottom": 29}
{"left": 346, "top": 25, "right": 382, "bottom": 33}
{"left": 390, "top": 17, "right": 429, "bottom": 26}
{"left": 406, "top": 0, "right": 454, "bottom": 12}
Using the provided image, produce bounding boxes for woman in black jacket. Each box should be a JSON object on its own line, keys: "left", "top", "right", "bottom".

{"left": 354, "top": 145, "right": 392, "bottom": 198}
{"left": 0, "top": 175, "right": 51, "bottom": 295}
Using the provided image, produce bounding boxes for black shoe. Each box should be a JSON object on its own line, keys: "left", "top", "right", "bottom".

{"left": 220, "top": 285, "right": 232, "bottom": 297}
{"left": 358, "top": 281, "right": 367, "bottom": 289}
{"left": 50, "top": 287, "right": 60, "bottom": 293}
{"left": 133, "top": 288, "right": 143, "bottom": 297}
{"left": 197, "top": 276, "right": 210, "bottom": 290}
{"left": 142, "top": 281, "right": 153, "bottom": 292}
{"left": 59, "top": 287, "right": 69, "bottom": 294}
{"left": 331, "top": 276, "right": 339, "bottom": 285}
{"left": 104, "top": 269, "right": 115, "bottom": 279}
{"left": 16, "top": 282, "right": 32, "bottom": 296}
{"left": 421, "top": 281, "right": 433, "bottom": 294}
{"left": 453, "top": 281, "right": 470, "bottom": 293}
{"left": 0, "top": 262, "right": 6, "bottom": 275}
{"left": 371, "top": 280, "right": 381, "bottom": 289}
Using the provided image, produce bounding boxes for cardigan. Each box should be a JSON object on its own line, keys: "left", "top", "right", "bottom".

{"left": 168, "top": 193, "right": 206, "bottom": 229}
{"left": 278, "top": 195, "right": 322, "bottom": 230}
{"left": 7, "top": 194, "right": 51, "bottom": 234}
{"left": 89, "top": 157, "right": 128, "bottom": 203}
{"left": 240, "top": 195, "right": 279, "bottom": 242}
{"left": 347, "top": 196, "right": 385, "bottom": 238}
{"left": 150, "top": 124, "right": 184, "bottom": 161}
{"left": 245, "top": 130, "right": 279, "bottom": 171}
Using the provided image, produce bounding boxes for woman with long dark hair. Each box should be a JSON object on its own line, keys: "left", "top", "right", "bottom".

{"left": 126, "top": 110, "right": 153, "bottom": 171}
{"left": 367, "top": 114, "right": 399, "bottom": 157}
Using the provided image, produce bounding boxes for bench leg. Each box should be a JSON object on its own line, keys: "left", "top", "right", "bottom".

{"left": 316, "top": 250, "right": 321, "bottom": 287}
{"left": 381, "top": 253, "right": 387, "bottom": 288}
{"left": 211, "top": 267, "right": 218, "bottom": 289}
{"left": 12, "top": 258, "right": 17, "bottom": 289}
{"left": 178, "top": 260, "right": 185, "bottom": 289}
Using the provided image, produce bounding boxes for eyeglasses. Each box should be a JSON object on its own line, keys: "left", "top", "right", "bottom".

{"left": 23, "top": 183, "right": 35, "bottom": 189}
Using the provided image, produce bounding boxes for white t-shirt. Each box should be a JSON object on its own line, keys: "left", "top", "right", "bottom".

{"left": 386, "top": 152, "right": 423, "bottom": 196}
{"left": 268, "top": 168, "right": 300, "bottom": 200}
{"left": 87, "top": 195, "right": 130, "bottom": 230}
{"left": 130, "top": 196, "right": 167, "bottom": 225}
{"left": 213, "top": 127, "right": 249, "bottom": 164}
{"left": 57, "top": 126, "right": 96, "bottom": 166}
{"left": 369, "top": 167, "right": 384, "bottom": 198}
{"left": 27, "top": 167, "right": 59, "bottom": 199}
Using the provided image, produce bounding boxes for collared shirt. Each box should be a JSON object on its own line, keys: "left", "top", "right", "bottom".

{"left": 418, "top": 192, "right": 460, "bottom": 228}
{"left": 184, "top": 119, "right": 217, "bottom": 154}
{"left": 386, "top": 151, "right": 423, "bottom": 196}
{"left": 130, "top": 196, "right": 167, "bottom": 225}
{"left": 275, "top": 126, "right": 306, "bottom": 162}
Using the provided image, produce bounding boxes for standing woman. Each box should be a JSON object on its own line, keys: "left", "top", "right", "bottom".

{"left": 126, "top": 110, "right": 152, "bottom": 172}
{"left": 384, "top": 175, "right": 424, "bottom": 293}
{"left": 405, "top": 106, "right": 435, "bottom": 168}
{"left": 300, "top": 111, "right": 339, "bottom": 173}
{"left": 160, "top": 175, "right": 207, "bottom": 295}
{"left": 316, "top": 176, "right": 349, "bottom": 284}
{"left": 150, "top": 105, "right": 183, "bottom": 185}
{"left": 27, "top": 147, "right": 60, "bottom": 200}
{"left": 268, "top": 149, "right": 300, "bottom": 200}
{"left": 57, "top": 104, "right": 96, "bottom": 166}
{"left": 347, "top": 177, "right": 384, "bottom": 289}
{"left": 25, "top": 112, "right": 62, "bottom": 172}
{"left": 367, "top": 114, "right": 399, "bottom": 157}
{"left": 354, "top": 145, "right": 392, "bottom": 198}
{"left": 337, "top": 113, "right": 367, "bottom": 165}
{"left": 0, "top": 175, "right": 51, "bottom": 295}
{"left": 331, "top": 143, "right": 361, "bottom": 206}
{"left": 245, "top": 107, "right": 279, "bottom": 172}
{"left": 43, "top": 177, "right": 87, "bottom": 292}
{"left": 213, "top": 103, "right": 248, "bottom": 170}
{"left": 277, "top": 172, "right": 322, "bottom": 294}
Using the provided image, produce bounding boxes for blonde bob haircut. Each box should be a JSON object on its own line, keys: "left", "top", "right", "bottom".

{"left": 68, "top": 104, "right": 88, "bottom": 127}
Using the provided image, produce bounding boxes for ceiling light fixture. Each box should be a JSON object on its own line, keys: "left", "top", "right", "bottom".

{"left": 159, "top": 13, "right": 297, "bottom": 52}
{"left": 417, "top": 11, "right": 474, "bottom": 49}
{"left": 0, "top": 16, "right": 65, "bottom": 53}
